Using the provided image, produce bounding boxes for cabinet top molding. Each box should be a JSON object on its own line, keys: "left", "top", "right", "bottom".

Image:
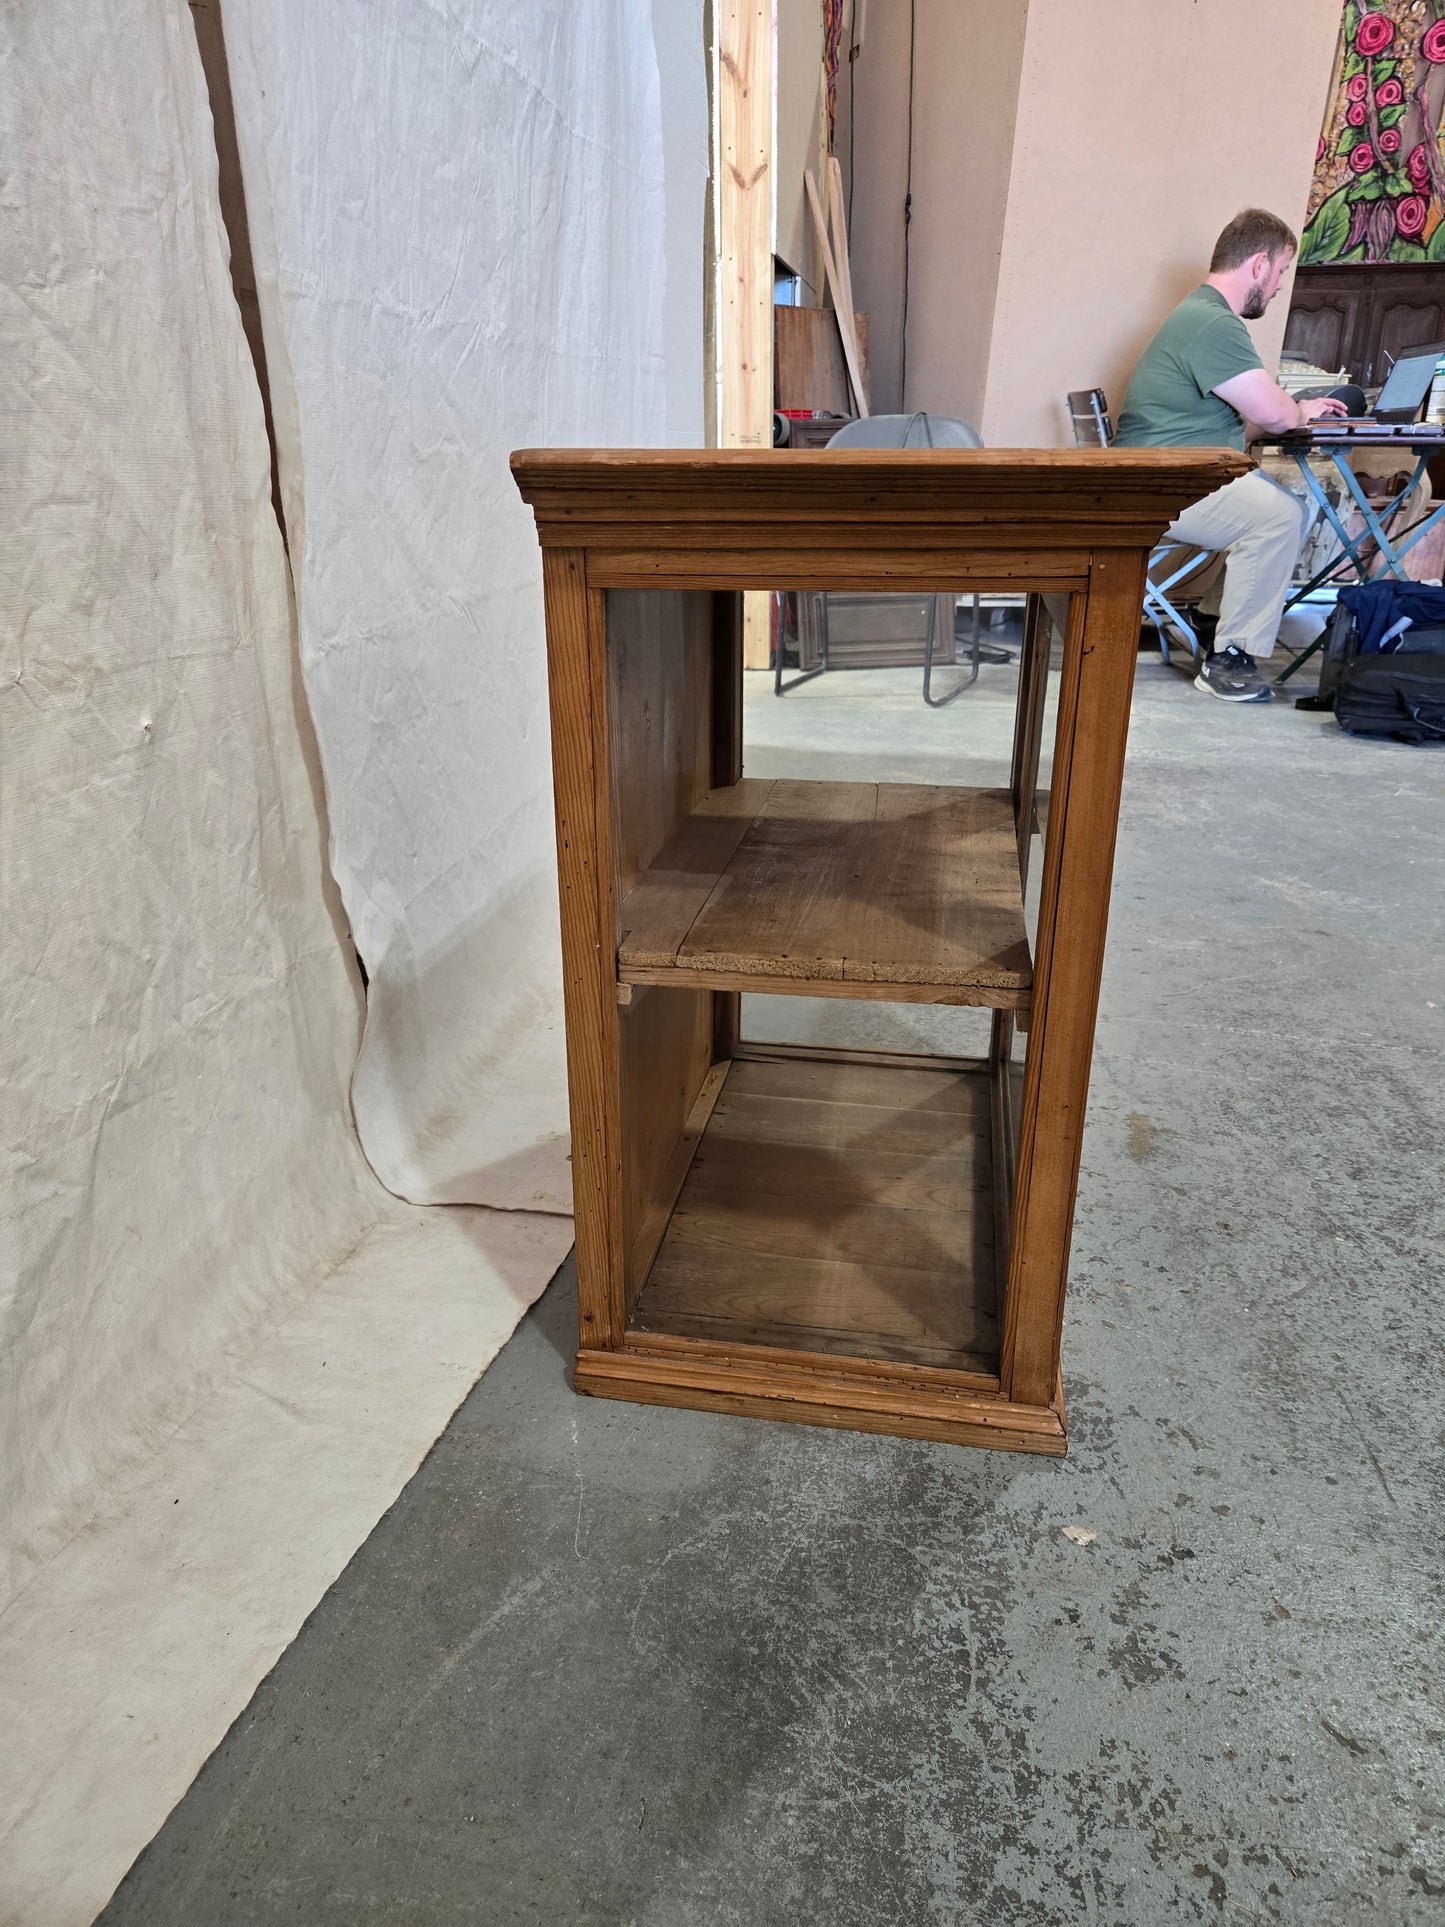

{"left": 511, "top": 446, "right": 1252, "bottom": 557}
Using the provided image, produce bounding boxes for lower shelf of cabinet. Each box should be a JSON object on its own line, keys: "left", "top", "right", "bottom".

{"left": 574, "top": 1045, "right": 1065, "bottom": 1454}
{"left": 632, "top": 1051, "right": 1002, "bottom": 1373}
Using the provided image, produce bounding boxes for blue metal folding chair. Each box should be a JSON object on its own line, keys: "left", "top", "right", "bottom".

{"left": 1067, "top": 389, "right": 1217, "bottom": 666}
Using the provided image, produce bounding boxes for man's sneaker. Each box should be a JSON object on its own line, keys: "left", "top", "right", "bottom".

{"left": 1194, "top": 645, "right": 1274, "bottom": 703}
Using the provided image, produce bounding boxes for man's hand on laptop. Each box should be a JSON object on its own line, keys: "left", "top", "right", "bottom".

{"left": 1299, "top": 395, "right": 1350, "bottom": 423}
{"left": 1216, "top": 368, "right": 1348, "bottom": 436}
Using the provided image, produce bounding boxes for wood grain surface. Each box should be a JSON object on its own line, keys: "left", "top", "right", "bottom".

{"left": 539, "top": 552, "right": 625, "bottom": 1347}
{"left": 717, "top": 0, "right": 771, "bottom": 450}
{"left": 774, "top": 305, "right": 870, "bottom": 416}
{"left": 804, "top": 167, "right": 869, "bottom": 417}
{"left": 589, "top": 550, "right": 1090, "bottom": 592}
{"left": 512, "top": 446, "right": 1252, "bottom": 561}
{"left": 619, "top": 779, "right": 1032, "bottom": 1000}
{"left": 1002, "top": 552, "right": 1148, "bottom": 1408}
{"left": 575, "top": 1346, "right": 1066, "bottom": 1455}
{"left": 619, "top": 986, "right": 718, "bottom": 1307}
{"left": 630, "top": 1056, "right": 999, "bottom": 1375}
{"left": 605, "top": 589, "right": 714, "bottom": 894}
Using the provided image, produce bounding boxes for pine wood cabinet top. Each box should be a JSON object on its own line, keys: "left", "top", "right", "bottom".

{"left": 510, "top": 446, "right": 1252, "bottom": 561}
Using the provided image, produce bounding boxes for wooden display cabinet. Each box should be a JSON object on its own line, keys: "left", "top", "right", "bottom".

{"left": 512, "top": 447, "right": 1246, "bottom": 1455}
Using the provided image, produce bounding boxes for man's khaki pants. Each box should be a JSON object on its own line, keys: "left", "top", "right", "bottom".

{"left": 1161, "top": 470, "right": 1307, "bottom": 660}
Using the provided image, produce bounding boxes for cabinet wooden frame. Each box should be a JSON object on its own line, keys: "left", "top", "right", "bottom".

{"left": 515, "top": 448, "right": 1247, "bottom": 1455}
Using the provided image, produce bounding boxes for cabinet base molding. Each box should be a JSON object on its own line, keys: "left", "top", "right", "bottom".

{"left": 575, "top": 1342, "right": 1068, "bottom": 1455}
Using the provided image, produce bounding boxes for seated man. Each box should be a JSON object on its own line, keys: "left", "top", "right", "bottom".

{"left": 1114, "top": 207, "right": 1346, "bottom": 704}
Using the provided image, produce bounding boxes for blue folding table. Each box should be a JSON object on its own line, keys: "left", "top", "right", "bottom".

{"left": 1257, "top": 423, "right": 1445, "bottom": 683}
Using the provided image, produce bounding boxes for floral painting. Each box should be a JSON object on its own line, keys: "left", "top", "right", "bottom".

{"left": 1301, "top": 0, "right": 1445, "bottom": 262}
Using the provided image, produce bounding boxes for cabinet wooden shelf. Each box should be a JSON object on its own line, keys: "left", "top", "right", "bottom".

{"left": 618, "top": 777, "right": 1031, "bottom": 1007}
{"left": 513, "top": 446, "right": 1247, "bottom": 1455}
{"left": 631, "top": 1049, "right": 1003, "bottom": 1377}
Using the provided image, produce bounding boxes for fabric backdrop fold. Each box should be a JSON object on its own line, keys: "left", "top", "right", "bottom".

{"left": 0, "top": 0, "right": 380, "bottom": 1605}
{"left": 223, "top": 0, "right": 708, "bottom": 1211}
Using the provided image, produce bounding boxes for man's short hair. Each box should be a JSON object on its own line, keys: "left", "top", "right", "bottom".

{"left": 1210, "top": 208, "right": 1298, "bottom": 272}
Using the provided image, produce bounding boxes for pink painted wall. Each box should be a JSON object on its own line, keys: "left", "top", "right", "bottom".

{"left": 906, "top": 0, "right": 1028, "bottom": 428}
{"left": 775, "top": 0, "right": 826, "bottom": 304}
{"left": 839, "top": 0, "right": 1028, "bottom": 423}
{"left": 980, "top": 0, "right": 1344, "bottom": 446}
{"left": 845, "top": 0, "right": 1344, "bottom": 441}
{"left": 836, "top": 0, "right": 915, "bottom": 413}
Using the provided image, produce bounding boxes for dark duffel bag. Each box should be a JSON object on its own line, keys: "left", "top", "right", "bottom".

{"left": 1335, "top": 650, "right": 1445, "bottom": 743}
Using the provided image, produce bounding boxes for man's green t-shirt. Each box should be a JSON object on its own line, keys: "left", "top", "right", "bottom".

{"left": 1113, "top": 285, "right": 1262, "bottom": 450}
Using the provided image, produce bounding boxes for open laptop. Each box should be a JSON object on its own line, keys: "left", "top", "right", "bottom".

{"left": 1289, "top": 344, "right": 1445, "bottom": 440}
{"left": 1368, "top": 345, "right": 1444, "bottom": 423}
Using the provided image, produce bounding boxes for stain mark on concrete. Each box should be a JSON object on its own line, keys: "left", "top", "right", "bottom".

{"left": 1333, "top": 1382, "right": 1398, "bottom": 1506}
{"left": 1192, "top": 1860, "right": 1228, "bottom": 1908}
{"left": 1320, "top": 1717, "right": 1368, "bottom": 1758}
{"left": 1125, "top": 1111, "right": 1162, "bottom": 1160}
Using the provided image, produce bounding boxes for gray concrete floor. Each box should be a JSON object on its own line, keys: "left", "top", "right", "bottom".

{"left": 102, "top": 643, "right": 1445, "bottom": 1925}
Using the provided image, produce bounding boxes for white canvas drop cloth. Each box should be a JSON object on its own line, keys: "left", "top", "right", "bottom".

{"left": 0, "top": 1207, "right": 567, "bottom": 1927}
{"left": 224, "top": 0, "right": 708, "bottom": 1213}
{"left": 0, "top": 2, "right": 572, "bottom": 1918}
{"left": 0, "top": 0, "right": 383, "bottom": 1610}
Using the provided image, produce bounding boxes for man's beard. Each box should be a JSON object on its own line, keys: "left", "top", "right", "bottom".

{"left": 1241, "top": 279, "right": 1269, "bottom": 320}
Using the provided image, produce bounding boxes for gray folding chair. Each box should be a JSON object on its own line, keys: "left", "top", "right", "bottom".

{"left": 773, "top": 411, "right": 999, "bottom": 706}
{"left": 1067, "top": 387, "right": 1216, "bottom": 666}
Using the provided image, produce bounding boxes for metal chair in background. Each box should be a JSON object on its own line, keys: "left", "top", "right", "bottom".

{"left": 774, "top": 411, "right": 1009, "bottom": 705}
{"left": 1067, "top": 388, "right": 1115, "bottom": 448}
{"left": 1067, "top": 387, "right": 1218, "bottom": 667}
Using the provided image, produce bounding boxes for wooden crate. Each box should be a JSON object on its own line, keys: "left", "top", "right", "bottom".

{"left": 775, "top": 306, "right": 870, "bottom": 415}
{"left": 511, "top": 447, "right": 1247, "bottom": 1453}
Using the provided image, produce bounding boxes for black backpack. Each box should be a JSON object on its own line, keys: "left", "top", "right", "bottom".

{"left": 1302, "top": 585, "right": 1445, "bottom": 743}
{"left": 1335, "top": 649, "right": 1445, "bottom": 743}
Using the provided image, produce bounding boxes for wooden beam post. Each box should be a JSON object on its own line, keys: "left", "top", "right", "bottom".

{"left": 717, "top": 0, "right": 774, "bottom": 669}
